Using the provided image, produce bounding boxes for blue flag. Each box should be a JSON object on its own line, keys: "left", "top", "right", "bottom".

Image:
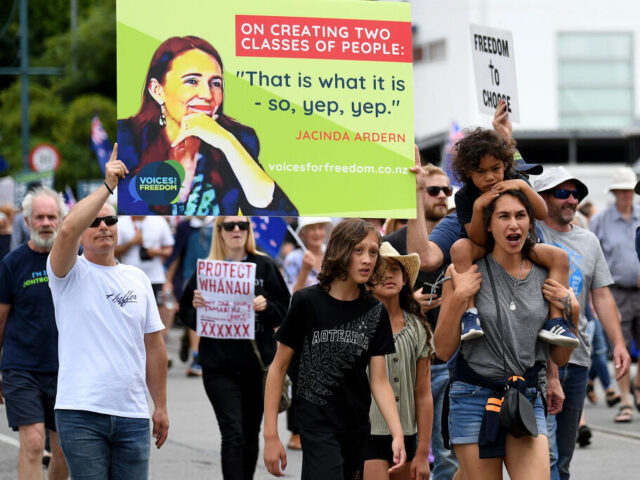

{"left": 63, "top": 185, "right": 76, "bottom": 210}
{"left": 250, "top": 217, "right": 287, "bottom": 258}
{"left": 90, "top": 116, "right": 113, "bottom": 174}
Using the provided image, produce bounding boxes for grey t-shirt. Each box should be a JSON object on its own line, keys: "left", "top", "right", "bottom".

{"left": 537, "top": 222, "right": 613, "bottom": 367}
{"left": 461, "top": 254, "right": 550, "bottom": 381}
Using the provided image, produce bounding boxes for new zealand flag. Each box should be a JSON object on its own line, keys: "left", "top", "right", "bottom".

{"left": 250, "top": 217, "right": 287, "bottom": 258}
{"left": 90, "top": 115, "right": 113, "bottom": 174}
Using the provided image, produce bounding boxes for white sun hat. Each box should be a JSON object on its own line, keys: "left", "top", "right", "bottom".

{"left": 295, "top": 217, "right": 333, "bottom": 235}
{"left": 608, "top": 167, "right": 637, "bottom": 191}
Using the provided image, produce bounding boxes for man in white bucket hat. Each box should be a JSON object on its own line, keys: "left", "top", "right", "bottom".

{"left": 533, "top": 166, "right": 630, "bottom": 479}
{"left": 590, "top": 166, "right": 640, "bottom": 422}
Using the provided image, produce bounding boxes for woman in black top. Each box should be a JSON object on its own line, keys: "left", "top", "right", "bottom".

{"left": 180, "top": 216, "right": 290, "bottom": 479}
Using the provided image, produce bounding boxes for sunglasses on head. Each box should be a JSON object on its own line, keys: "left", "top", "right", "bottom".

{"left": 221, "top": 221, "right": 250, "bottom": 232}
{"left": 426, "top": 186, "right": 453, "bottom": 197}
{"left": 89, "top": 215, "right": 118, "bottom": 228}
{"left": 552, "top": 189, "right": 580, "bottom": 200}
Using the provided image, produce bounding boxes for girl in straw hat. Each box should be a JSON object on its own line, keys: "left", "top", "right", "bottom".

{"left": 364, "top": 242, "right": 434, "bottom": 480}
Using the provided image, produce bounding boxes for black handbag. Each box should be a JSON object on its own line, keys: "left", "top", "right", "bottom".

{"left": 499, "top": 378, "right": 538, "bottom": 438}
{"left": 484, "top": 257, "right": 538, "bottom": 438}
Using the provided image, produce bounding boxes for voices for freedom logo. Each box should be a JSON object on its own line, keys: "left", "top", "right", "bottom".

{"left": 130, "top": 160, "right": 185, "bottom": 205}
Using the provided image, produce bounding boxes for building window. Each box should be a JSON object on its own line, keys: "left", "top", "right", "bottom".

{"left": 558, "top": 32, "right": 634, "bottom": 128}
{"left": 414, "top": 39, "right": 446, "bottom": 64}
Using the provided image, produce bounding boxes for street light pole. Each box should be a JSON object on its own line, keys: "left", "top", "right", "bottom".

{"left": 19, "top": 0, "right": 28, "bottom": 171}
{"left": 71, "top": 0, "right": 77, "bottom": 74}
{"left": 0, "top": 0, "right": 64, "bottom": 172}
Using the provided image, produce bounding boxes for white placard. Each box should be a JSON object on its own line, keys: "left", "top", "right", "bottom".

{"left": 196, "top": 259, "right": 256, "bottom": 340}
{"left": 470, "top": 24, "right": 520, "bottom": 122}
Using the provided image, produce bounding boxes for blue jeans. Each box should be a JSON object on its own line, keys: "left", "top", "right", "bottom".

{"left": 430, "top": 363, "right": 458, "bottom": 480}
{"left": 55, "top": 409, "right": 150, "bottom": 480}
{"left": 588, "top": 319, "right": 612, "bottom": 390}
{"left": 546, "top": 364, "right": 588, "bottom": 480}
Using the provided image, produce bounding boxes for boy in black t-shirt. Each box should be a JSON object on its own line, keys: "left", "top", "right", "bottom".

{"left": 263, "top": 218, "right": 406, "bottom": 480}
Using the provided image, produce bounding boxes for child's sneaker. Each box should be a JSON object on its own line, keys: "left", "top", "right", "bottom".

{"left": 461, "top": 308, "right": 484, "bottom": 341}
{"left": 538, "top": 318, "right": 580, "bottom": 347}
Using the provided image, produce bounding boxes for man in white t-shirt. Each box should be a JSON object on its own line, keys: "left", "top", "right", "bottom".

{"left": 116, "top": 215, "right": 175, "bottom": 336}
{"left": 46, "top": 145, "right": 168, "bottom": 479}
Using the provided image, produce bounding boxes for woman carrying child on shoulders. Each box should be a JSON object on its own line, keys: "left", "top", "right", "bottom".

{"left": 435, "top": 189, "right": 579, "bottom": 480}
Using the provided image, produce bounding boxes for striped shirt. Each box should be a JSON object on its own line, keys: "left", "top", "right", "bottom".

{"left": 369, "top": 312, "right": 433, "bottom": 435}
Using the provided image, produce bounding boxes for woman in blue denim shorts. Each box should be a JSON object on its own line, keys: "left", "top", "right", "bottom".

{"left": 434, "top": 190, "right": 579, "bottom": 480}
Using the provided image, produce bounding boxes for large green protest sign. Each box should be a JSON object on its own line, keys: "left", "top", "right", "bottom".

{"left": 116, "top": 0, "right": 414, "bottom": 217}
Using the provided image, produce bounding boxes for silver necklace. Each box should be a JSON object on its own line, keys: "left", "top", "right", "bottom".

{"left": 509, "top": 258, "right": 526, "bottom": 311}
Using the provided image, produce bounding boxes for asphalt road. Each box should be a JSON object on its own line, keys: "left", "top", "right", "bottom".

{"left": 1, "top": 328, "right": 639, "bottom": 479}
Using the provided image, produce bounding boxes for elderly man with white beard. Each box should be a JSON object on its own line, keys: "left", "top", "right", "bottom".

{"left": 0, "top": 187, "right": 69, "bottom": 480}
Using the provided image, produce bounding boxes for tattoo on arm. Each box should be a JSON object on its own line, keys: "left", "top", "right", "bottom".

{"left": 560, "top": 294, "right": 573, "bottom": 325}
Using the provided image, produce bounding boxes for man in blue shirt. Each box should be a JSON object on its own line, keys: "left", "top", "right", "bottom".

{"left": 0, "top": 186, "right": 68, "bottom": 479}
{"left": 590, "top": 167, "right": 640, "bottom": 419}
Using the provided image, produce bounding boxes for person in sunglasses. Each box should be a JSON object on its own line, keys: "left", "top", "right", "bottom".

{"left": 448, "top": 127, "right": 579, "bottom": 350}
{"left": 179, "top": 216, "right": 290, "bottom": 479}
{"left": 384, "top": 160, "right": 452, "bottom": 320}
{"left": 46, "top": 145, "right": 169, "bottom": 479}
{"left": 533, "top": 166, "right": 630, "bottom": 479}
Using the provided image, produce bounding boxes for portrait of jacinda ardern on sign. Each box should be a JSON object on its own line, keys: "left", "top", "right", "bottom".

{"left": 117, "top": 35, "right": 298, "bottom": 216}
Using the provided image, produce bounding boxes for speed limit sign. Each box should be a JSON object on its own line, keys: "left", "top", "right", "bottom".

{"left": 29, "top": 143, "right": 61, "bottom": 173}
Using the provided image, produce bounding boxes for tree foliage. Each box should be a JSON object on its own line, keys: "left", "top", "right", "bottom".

{"left": 53, "top": 94, "right": 116, "bottom": 189}
{"left": 39, "top": 0, "right": 117, "bottom": 101}
{"left": 0, "top": 0, "right": 116, "bottom": 193}
{"left": 0, "top": 81, "right": 65, "bottom": 172}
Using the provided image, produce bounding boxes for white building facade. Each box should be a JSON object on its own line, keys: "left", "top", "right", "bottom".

{"left": 407, "top": 0, "right": 640, "bottom": 169}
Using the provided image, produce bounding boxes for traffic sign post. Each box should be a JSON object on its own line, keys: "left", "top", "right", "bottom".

{"left": 29, "top": 143, "right": 61, "bottom": 173}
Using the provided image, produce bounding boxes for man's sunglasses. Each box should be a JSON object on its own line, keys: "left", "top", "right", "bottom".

{"left": 89, "top": 215, "right": 118, "bottom": 228}
{"left": 552, "top": 189, "right": 580, "bottom": 200}
{"left": 221, "top": 221, "right": 250, "bottom": 232}
{"left": 426, "top": 186, "right": 453, "bottom": 197}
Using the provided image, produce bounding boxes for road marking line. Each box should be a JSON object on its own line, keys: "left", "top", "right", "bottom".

{"left": 0, "top": 433, "right": 20, "bottom": 448}
{"left": 590, "top": 425, "right": 640, "bottom": 442}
